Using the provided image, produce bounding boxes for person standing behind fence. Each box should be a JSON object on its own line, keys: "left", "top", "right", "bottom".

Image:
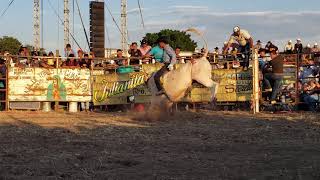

{"left": 263, "top": 50, "right": 285, "bottom": 104}
{"left": 294, "top": 39, "right": 303, "bottom": 54}
{"left": 62, "top": 54, "right": 79, "bottom": 68}
{"left": 284, "top": 40, "right": 294, "bottom": 54}
{"left": 224, "top": 26, "right": 253, "bottom": 71}
{"left": 128, "top": 42, "right": 142, "bottom": 65}
{"left": 80, "top": 53, "right": 92, "bottom": 69}
{"left": 139, "top": 40, "right": 152, "bottom": 56}
{"left": 64, "top": 44, "right": 75, "bottom": 57}
{"left": 254, "top": 40, "right": 262, "bottom": 51}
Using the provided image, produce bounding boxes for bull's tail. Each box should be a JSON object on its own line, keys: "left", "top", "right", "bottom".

{"left": 185, "top": 27, "right": 208, "bottom": 58}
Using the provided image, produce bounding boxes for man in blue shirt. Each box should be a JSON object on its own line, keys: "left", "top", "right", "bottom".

{"left": 144, "top": 45, "right": 164, "bottom": 63}
{"left": 153, "top": 37, "right": 177, "bottom": 95}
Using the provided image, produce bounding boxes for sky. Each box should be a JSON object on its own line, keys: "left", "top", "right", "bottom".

{"left": 0, "top": 0, "right": 320, "bottom": 53}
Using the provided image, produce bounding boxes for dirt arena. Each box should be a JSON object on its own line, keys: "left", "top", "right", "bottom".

{"left": 0, "top": 110, "right": 320, "bottom": 179}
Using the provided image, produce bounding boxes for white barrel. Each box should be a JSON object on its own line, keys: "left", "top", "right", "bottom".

{"left": 42, "top": 102, "right": 52, "bottom": 112}
{"left": 69, "top": 102, "right": 78, "bottom": 113}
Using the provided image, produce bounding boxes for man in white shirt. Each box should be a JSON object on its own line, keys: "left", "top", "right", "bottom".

{"left": 284, "top": 40, "right": 294, "bottom": 54}
{"left": 223, "top": 26, "right": 253, "bottom": 70}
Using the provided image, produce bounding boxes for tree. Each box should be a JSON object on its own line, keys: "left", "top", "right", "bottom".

{"left": 142, "top": 29, "right": 197, "bottom": 51}
{"left": 0, "top": 36, "right": 22, "bottom": 54}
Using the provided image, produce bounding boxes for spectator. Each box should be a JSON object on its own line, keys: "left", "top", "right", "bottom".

{"left": 224, "top": 26, "right": 254, "bottom": 70}
{"left": 0, "top": 58, "right": 6, "bottom": 77}
{"left": 128, "top": 42, "right": 142, "bottom": 65}
{"left": 17, "top": 47, "right": 28, "bottom": 67}
{"left": 114, "top": 49, "right": 128, "bottom": 66}
{"left": 175, "top": 47, "right": 184, "bottom": 63}
{"left": 254, "top": 40, "right": 262, "bottom": 51}
{"left": 265, "top": 41, "right": 278, "bottom": 53}
{"left": 139, "top": 40, "right": 152, "bottom": 56}
{"left": 263, "top": 50, "right": 285, "bottom": 104}
{"left": 39, "top": 53, "right": 52, "bottom": 68}
{"left": 47, "top": 51, "right": 55, "bottom": 67}
{"left": 80, "top": 54, "right": 92, "bottom": 69}
{"left": 258, "top": 48, "right": 268, "bottom": 69}
{"left": 303, "top": 80, "right": 320, "bottom": 111}
{"left": 144, "top": 45, "right": 164, "bottom": 63}
{"left": 77, "top": 49, "right": 84, "bottom": 59}
{"left": 30, "top": 56, "right": 40, "bottom": 67}
{"left": 299, "top": 59, "right": 318, "bottom": 84}
{"left": 312, "top": 43, "right": 320, "bottom": 63}
{"left": 294, "top": 39, "right": 303, "bottom": 54}
{"left": 284, "top": 40, "right": 294, "bottom": 54}
{"left": 62, "top": 54, "right": 79, "bottom": 68}
{"left": 64, "top": 44, "right": 75, "bottom": 57}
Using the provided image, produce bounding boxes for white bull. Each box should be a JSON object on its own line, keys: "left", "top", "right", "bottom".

{"left": 146, "top": 50, "right": 219, "bottom": 120}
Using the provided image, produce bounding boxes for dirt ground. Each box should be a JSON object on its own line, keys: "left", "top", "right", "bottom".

{"left": 0, "top": 110, "right": 320, "bottom": 180}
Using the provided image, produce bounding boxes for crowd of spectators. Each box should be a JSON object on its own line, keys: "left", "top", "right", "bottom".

{"left": 1, "top": 36, "right": 320, "bottom": 111}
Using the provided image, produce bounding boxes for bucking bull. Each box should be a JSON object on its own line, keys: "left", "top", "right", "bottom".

{"left": 146, "top": 28, "right": 219, "bottom": 120}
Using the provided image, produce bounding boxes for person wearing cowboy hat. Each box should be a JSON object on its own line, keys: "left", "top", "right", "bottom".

{"left": 284, "top": 40, "right": 294, "bottom": 54}
{"left": 294, "top": 38, "right": 303, "bottom": 54}
{"left": 153, "top": 36, "right": 177, "bottom": 95}
{"left": 223, "top": 26, "right": 254, "bottom": 70}
{"left": 254, "top": 40, "right": 262, "bottom": 51}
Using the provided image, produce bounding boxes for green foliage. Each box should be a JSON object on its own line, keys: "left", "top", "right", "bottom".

{"left": 142, "top": 29, "right": 197, "bottom": 51}
{"left": 0, "top": 36, "right": 22, "bottom": 54}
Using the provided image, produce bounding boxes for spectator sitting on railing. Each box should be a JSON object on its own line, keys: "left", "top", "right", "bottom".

{"left": 284, "top": 40, "right": 294, "bottom": 54}
{"left": 113, "top": 49, "right": 128, "bottom": 66}
{"left": 224, "top": 26, "right": 253, "bottom": 70}
{"left": 80, "top": 53, "right": 92, "bottom": 69}
{"left": 254, "top": 40, "right": 262, "bottom": 51}
{"left": 62, "top": 54, "right": 79, "bottom": 68}
{"left": 294, "top": 39, "right": 303, "bottom": 54}
{"left": 303, "top": 80, "right": 320, "bottom": 111}
{"left": 128, "top": 42, "right": 142, "bottom": 65}
{"left": 265, "top": 41, "right": 278, "bottom": 53}
{"left": 139, "top": 40, "right": 152, "bottom": 56}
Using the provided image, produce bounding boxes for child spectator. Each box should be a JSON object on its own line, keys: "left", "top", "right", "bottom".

{"left": 64, "top": 44, "right": 75, "bottom": 57}
{"left": 114, "top": 49, "right": 128, "bottom": 66}
{"left": 63, "top": 54, "right": 79, "bottom": 68}
{"left": 80, "top": 54, "right": 92, "bottom": 69}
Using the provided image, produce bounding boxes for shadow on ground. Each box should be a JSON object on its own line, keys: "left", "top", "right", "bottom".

{"left": 0, "top": 111, "right": 320, "bottom": 179}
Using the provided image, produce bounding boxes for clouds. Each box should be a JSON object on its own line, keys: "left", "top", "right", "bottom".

{"left": 128, "top": 8, "right": 320, "bottom": 50}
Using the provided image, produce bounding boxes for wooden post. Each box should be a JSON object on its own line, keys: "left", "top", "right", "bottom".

{"left": 252, "top": 49, "right": 260, "bottom": 114}
{"left": 54, "top": 50, "right": 60, "bottom": 111}
{"left": 295, "top": 53, "right": 300, "bottom": 105}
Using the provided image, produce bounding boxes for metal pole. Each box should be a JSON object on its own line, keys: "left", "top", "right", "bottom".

{"left": 121, "top": 0, "right": 128, "bottom": 55}
{"left": 33, "top": 0, "right": 40, "bottom": 51}
{"left": 295, "top": 53, "right": 300, "bottom": 104}
{"left": 252, "top": 49, "right": 260, "bottom": 114}
{"left": 64, "top": 0, "right": 70, "bottom": 46}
